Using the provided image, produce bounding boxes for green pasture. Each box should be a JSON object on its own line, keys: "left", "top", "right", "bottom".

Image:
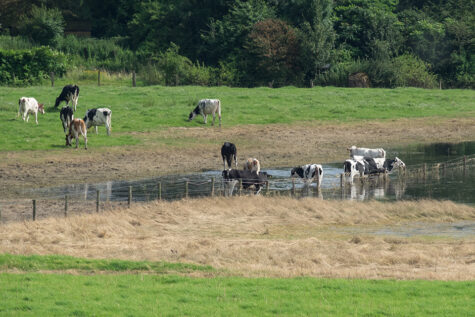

{"left": 0, "top": 85, "right": 474, "bottom": 151}
{"left": 0, "top": 255, "right": 473, "bottom": 316}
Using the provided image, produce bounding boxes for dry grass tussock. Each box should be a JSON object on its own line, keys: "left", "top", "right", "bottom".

{"left": 1, "top": 197, "right": 474, "bottom": 280}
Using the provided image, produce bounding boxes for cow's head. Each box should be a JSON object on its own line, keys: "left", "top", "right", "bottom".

{"left": 38, "top": 103, "right": 45, "bottom": 114}
{"left": 222, "top": 169, "right": 230, "bottom": 179}
{"left": 393, "top": 157, "right": 406, "bottom": 170}
{"left": 188, "top": 105, "right": 200, "bottom": 121}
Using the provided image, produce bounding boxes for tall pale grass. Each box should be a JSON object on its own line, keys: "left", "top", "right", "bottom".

{"left": 1, "top": 197, "right": 473, "bottom": 280}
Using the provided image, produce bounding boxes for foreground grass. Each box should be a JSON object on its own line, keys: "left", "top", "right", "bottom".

{"left": 0, "top": 255, "right": 473, "bottom": 316}
{"left": 0, "top": 85, "right": 473, "bottom": 151}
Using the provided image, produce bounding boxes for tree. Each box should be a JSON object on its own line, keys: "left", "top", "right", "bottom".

{"left": 201, "top": 0, "right": 275, "bottom": 66}
{"left": 245, "top": 19, "right": 302, "bottom": 87}
{"left": 276, "top": 0, "right": 335, "bottom": 85}
{"left": 19, "top": 5, "right": 65, "bottom": 47}
{"left": 334, "top": 0, "right": 403, "bottom": 60}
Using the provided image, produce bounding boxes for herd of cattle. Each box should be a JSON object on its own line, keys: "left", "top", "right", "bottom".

{"left": 18, "top": 84, "right": 112, "bottom": 149}
{"left": 16, "top": 85, "right": 406, "bottom": 196}
{"left": 220, "top": 141, "right": 406, "bottom": 195}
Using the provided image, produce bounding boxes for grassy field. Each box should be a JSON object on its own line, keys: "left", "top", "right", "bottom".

{"left": 1, "top": 85, "right": 474, "bottom": 151}
{"left": 1, "top": 255, "right": 473, "bottom": 316}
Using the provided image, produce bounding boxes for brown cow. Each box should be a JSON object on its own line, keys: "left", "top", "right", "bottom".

{"left": 65, "top": 118, "right": 87, "bottom": 149}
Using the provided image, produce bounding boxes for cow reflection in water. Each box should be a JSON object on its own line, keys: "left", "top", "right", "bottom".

{"left": 344, "top": 175, "right": 406, "bottom": 201}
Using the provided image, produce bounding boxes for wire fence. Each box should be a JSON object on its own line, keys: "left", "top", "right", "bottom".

{"left": 1, "top": 155, "right": 474, "bottom": 224}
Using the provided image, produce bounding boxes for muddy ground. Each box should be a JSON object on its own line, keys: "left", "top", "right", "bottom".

{"left": 1, "top": 117, "right": 474, "bottom": 196}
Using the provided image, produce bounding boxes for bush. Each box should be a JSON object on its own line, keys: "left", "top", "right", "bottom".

{"left": 18, "top": 5, "right": 65, "bottom": 47}
{"left": 0, "top": 47, "right": 66, "bottom": 85}
{"left": 392, "top": 54, "right": 438, "bottom": 88}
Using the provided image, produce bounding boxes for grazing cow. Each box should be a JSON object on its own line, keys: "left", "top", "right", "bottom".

{"left": 344, "top": 157, "right": 405, "bottom": 181}
{"left": 65, "top": 119, "right": 87, "bottom": 149}
{"left": 83, "top": 108, "right": 112, "bottom": 135}
{"left": 17, "top": 97, "right": 44, "bottom": 124}
{"left": 347, "top": 146, "right": 386, "bottom": 159}
{"left": 54, "top": 85, "right": 80, "bottom": 111}
{"left": 188, "top": 99, "right": 221, "bottom": 127}
{"left": 243, "top": 158, "right": 261, "bottom": 174}
{"left": 222, "top": 169, "right": 268, "bottom": 196}
{"left": 221, "top": 142, "right": 237, "bottom": 170}
{"left": 60, "top": 106, "right": 74, "bottom": 133}
{"left": 291, "top": 164, "right": 324, "bottom": 187}
{"left": 362, "top": 157, "right": 406, "bottom": 175}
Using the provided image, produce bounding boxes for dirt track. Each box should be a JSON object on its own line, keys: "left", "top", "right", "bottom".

{"left": 1, "top": 117, "right": 474, "bottom": 196}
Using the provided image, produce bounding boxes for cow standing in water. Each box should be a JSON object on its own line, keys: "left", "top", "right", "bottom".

{"left": 188, "top": 99, "right": 221, "bottom": 127}
{"left": 291, "top": 164, "right": 324, "bottom": 187}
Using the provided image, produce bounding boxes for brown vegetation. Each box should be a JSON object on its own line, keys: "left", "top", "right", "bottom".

{"left": 1, "top": 197, "right": 473, "bottom": 280}
{"left": 1, "top": 117, "right": 474, "bottom": 197}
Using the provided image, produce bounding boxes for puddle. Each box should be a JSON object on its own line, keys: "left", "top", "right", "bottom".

{"left": 336, "top": 221, "right": 475, "bottom": 238}
{"left": 14, "top": 141, "right": 475, "bottom": 205}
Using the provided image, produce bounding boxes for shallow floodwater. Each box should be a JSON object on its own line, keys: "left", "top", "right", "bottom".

{"left": 21, "top": 141, "right": 475, "bottom": 205}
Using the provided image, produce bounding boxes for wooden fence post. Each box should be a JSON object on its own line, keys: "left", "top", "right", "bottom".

{"left": 423, "top": 163, "right": 427, "bottom": 180}
{"left": 185, "top": 181, "right": 189, "bottom": 198}
{"left": 32, "top": 200, "right": 36, "bottom": 221}
{"left": 64, "top": 195, "right": 68, "bottom": 217}
{"left": 132, "top": 71, "right": 136, "bottom": 87}
{"left": 98, "top": 70, "right": 101, "bottom": 86}
{"left": 50, "top": 72, "right": 55, "bottom": 87}
{"left": 264, "top": 181, "right": 269, "bottom": 196}
{"left": 128, "top": 186, "right": 132, "bottom": 208}
{"left": 158, "top": 182, "right": 162, "bottom": 201}
{"left": 96, "top": 190, "right": 100, "bottom": 213}
{"left": 239, "top": 179, "right": 243, "bottom": 196}
{"left": 211, "top": 178, "right": 215, "bottom": 197}
{"left": 463, "top": 156, "right": 466, "bottom": 175}
{"left": 291, "top": 178, "right": 295, "bottom": 196}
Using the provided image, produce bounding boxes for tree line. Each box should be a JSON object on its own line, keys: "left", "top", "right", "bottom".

{"left": 0, "top": 0, "right": 473, "bottom": 88}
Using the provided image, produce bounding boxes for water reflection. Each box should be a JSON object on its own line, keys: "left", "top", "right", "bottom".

{"left": 20, "top": 141, "right": 475, "bottom": 205}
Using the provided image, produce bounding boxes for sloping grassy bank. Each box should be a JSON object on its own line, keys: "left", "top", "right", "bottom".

{"left": 1, "top": 255, "right": 473, "bottom": 316}
{"left": 0, "top": 85, "right": 474, "bottom": 151}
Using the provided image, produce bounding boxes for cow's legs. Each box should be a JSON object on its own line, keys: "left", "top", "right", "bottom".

{"left": 106, "top": 124, "right": 110, "bottom": 136}
{"left": 203, "top": 114, "right": 207, "bottom": 124}
{"left": 234, "top": 155, "right": 237, "bottom": 168}
{"left": 83, "top": 132, "right": 88, "bottom": 150}
{"left": 35, "top": 112, "right": 38, "bottom": 124}
{"left": 95, "top": 126, "right": 98, "bottom": 134}
{"left": 218, "top": 113, "right": 221, "bottom": 127}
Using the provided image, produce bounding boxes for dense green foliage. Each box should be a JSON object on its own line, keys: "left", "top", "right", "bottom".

{"left": 17, "top": 5, "right": 65, "bottom": 47}
{"left": 0, "top": 255, "right": 473, "bottom": 316}
{"left": 0, "top": 47, "right": 66, "bottom": 85}
{"left": 0, "top": 0, "right": 473, "bottom": 88}
{"left": 0, "top": 85, "right": 474, "bottom": 151}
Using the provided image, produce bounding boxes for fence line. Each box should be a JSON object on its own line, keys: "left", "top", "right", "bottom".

{"left": 1, "top": 155, "right": 473, "bottom": 224}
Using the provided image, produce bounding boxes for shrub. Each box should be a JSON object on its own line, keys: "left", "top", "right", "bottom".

{"left": 0, "top": 47, "right": 66, "bottom": 85}
{"left": 392, "top": 54, "right": 438, "bottom": 88}
{"left": 18, "top": 5, "right": 65, "bottom": 47}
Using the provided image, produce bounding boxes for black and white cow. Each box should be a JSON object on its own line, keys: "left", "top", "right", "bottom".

{"left": 362, "top": 157, "right": 406, "bottom": 175}
{"left": 60, "top": 106, "right": 74, "bottom": 133}
{"left": 291, "top": 164, "right": 323, "bottom": 187}
{"left": 188, "top": 99, "right": 221, "bottom": 127}
{"left": 221, "top": 142, "right": 237, "bottom": 170}
{"left": 222, "top": 169, "right": 268, "bottom": 196}
{"left": 344, "top": 157, "right": 405, "bottom": 182}
{"left": 54, "top": 85, "right": 80, "bottom": 111}
{"left": 83, "top": 108, "right": 112, "bottom": 135}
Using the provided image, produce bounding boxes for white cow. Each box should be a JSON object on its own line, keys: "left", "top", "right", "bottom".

{"left": 18, "top": 97, "right": 45, "bottom": 124}
{"left": 348, "top": 146, "right": 386, "bottom": 159}
{"left": 83, "top": 108, "right": 112, "bottom": 135}
{"left": 188, "top": 99, "right": 221, "bottom": 127}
